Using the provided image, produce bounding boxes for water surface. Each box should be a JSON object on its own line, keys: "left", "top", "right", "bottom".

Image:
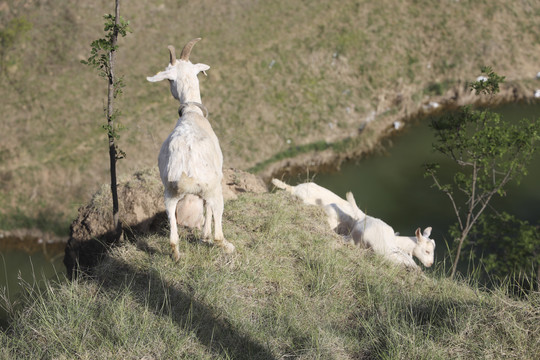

{"left": 0, "top": 238, "right": 65, "bottom": 328}
{"left": 295, "top": 102, "right": 540, "bottom": 262}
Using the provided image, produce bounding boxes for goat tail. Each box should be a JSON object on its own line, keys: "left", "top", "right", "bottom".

{"left": 167, "top": 172, "right": 201, "bottom": 195}
{"left": 271, "top": 178, "right": 294, "bottom": 193}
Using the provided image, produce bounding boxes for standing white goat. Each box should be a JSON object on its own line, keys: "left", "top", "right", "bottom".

{"left": 147, "top": 38, "right": 234, "bottom": 260}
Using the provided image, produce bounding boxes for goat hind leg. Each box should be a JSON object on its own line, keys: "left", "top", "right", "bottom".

{"left": 165, "top": 195, "right": 182, "bottom": 261}
{"left": 201, "top": 200, "right": 213, "bottom": 243}
{"left": 209, "top": 195, "right": 235, "bottom": 254}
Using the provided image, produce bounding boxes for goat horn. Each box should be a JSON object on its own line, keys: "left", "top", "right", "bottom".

{"left": 179, "top": 38, "right": 202, "bottom": 61}
{"left": 168, "top": 45, "right": 177, "bottom": 65}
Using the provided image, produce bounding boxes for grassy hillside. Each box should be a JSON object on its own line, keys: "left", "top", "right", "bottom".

{"left": 1, "top": 0, "right": 540, "bottom": 234}
{"left": 2, "top": 191, "right": 540, "bottom": 358}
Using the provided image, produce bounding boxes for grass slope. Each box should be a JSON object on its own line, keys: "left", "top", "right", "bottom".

{"left": 1, "top": 0, "right": 540, "bottom": 234}
{"left": 2, "top": 192, "right": 539, "bottom": 359}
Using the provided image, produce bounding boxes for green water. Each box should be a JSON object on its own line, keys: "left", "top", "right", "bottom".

{"left": 294, "top": 102, "right": 540, "bottom": 264}
{"left": 0, "top": 239, "right": 65, "bottom": 328}
{"left": 1, "top": 103, "right": 538, "bottom": 326}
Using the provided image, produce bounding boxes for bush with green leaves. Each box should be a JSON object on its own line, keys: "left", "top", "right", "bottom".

{"left": 462, "top": 212, "right": 540, "bottom": 291}
{"left": 424, "top": 66, "right": 540, "bottom": 279}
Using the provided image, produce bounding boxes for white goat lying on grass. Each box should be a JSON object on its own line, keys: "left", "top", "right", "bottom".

{"left": 272, "top": 179, "right": 435, "bottom": 268}
{"left": 271, "top": 179, "right": 356, "bottom": 231}
{"left": 147, "top": 38, "right": 234, "bottom": 260}
{"left": 345, "top": 192, "right": 435, "bottom": 268}
{"left": 395, "top": 228, "right": 435, "bottom": 267}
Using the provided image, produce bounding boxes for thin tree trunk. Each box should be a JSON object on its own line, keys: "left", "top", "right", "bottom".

{"left": 451, "top": 232, "right": 468, "bottom": 279}
{"left": 107, "top": 0, "right": 122, "bottom": 239}
{"left": 537, "top": 264, "right": 540, "bottom": 292}
{"left": 450, "top": 163, "right": 477, "bottom": 279}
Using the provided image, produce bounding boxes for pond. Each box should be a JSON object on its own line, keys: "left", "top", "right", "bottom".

{"left": 0, "top": 236, "right": 65, "bottom": 328}
{"left": 289, "top": 102, "right": 540, "bottom": 266}
{"left": 1, "top": 102, "right": 538, "bottom": 326}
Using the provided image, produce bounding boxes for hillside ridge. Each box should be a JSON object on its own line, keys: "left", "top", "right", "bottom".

{"left": 1, "top": 0, "right": 540, "bottom": 234}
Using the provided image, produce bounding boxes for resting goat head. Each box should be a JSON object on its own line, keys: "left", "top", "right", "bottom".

{"left": 411, "top": 227, "right": 436, "bottom": 267}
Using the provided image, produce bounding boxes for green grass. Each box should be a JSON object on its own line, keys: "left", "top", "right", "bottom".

{"left": 2, "top": 0, "right": 540, "bottom": 232}
{"left": 0, "top": 206, "right": 70, "bottom": 237}
{"left": 2, "top": 192, "right": 539, "bottom": 359}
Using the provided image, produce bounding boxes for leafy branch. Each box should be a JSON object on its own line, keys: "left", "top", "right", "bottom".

{"left": 424, "top": 67, "right": 540, "bottom": 279}
{"left": 82, "top": 1, "right": 130, "bottom": 237}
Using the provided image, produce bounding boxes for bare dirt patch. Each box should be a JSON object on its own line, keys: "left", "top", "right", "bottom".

{"left": 63, "top": 167, "right": 267, "bottom": 276}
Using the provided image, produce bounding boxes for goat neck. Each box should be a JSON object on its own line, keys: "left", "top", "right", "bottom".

{"left": 179, "top": 102, "right": 208, "bottom": 118}
{"left": 170, "top": 68, "right": 202, "bottom": 104}
{"left": 394, "top": 235, "right": 417, "bottom": 256}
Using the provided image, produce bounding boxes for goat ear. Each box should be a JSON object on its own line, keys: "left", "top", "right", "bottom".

{"left": 415, "top": 227, "right": 422, "bottom": 240}
{"left": 423, "top": 227, "right": 432, "bottom": 237}
{"left": 345, "top": 192, "right": 360, "bottom": 216}
{"left": 194, "top": 63, "right": 210, "bottom": 75}
{"left": 147, "top": 68, "right": 177, "bottom": 82}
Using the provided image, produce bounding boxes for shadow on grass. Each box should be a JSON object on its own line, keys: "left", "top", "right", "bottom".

{"left": 63, "top": 210, "right": 169, "bottom": 280}
{"left": 96, "top": 253, "right": 275, "bottom": 360}
{"left": 350, "top": 294, "right": 478, "bottom": 357}
{"left": 62, "top": 206, "right": 271, "bottom": 358}
{"left": 406, "top": 297, "right": 474, "bottom": 332}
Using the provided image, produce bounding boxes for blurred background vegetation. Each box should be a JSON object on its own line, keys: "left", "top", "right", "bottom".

{"left": 1, "top": 0, "right": 539, "bottom": 235}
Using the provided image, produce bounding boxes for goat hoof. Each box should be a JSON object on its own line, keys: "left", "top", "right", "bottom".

{"left": 214, "top": 238, "right": 235, "bottom": 254}
{"left": 201, "top": 237, "right": 213, "bottom": 245}
{"left": 171, "top": 251, "right": 183, "bottom": 262}
{"left": 221, "top": 241, "right": 235, "bottom": 254}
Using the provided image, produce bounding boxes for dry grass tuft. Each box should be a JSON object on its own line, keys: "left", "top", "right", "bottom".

{"left": 2, "top": 191, "right": 540, "bottom": 358}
